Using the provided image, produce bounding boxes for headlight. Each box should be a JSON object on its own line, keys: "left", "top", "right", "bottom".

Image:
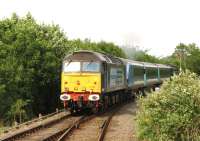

{"left": 60, "top": 94, "right": 71, "bottom": 101}
{"left": 88, "top": 94, "right": 100, "bottom": 101}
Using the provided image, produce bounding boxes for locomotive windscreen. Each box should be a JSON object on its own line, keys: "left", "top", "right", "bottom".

{"left": 82, "top": 62, "right": 100, "bottom": 72}
{"left": 63, "top": 61, "right": 100, "bottom": 72}
{"left": 63, "top": 61, "right": 80, "bottom": 72}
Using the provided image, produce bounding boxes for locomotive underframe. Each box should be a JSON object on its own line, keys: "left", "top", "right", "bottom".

{"left": 63, "top": 90, "right": 130, "bottom": 113}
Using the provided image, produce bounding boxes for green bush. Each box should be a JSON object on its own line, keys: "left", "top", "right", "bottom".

{"left": 136, "top": 71, "right": 200, "bottom": 141}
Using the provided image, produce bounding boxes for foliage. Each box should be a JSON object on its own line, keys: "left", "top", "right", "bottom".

{"left": 136, "top": 71, "right": 200, "bottom": 141}
{"left": 133, "top": 50, "right": 161, "bottom": 63}
{"left": 0, "top": 13, "right": 126, "bottom": 125}
{"left": 176, "top": 43, "right": 200, "bottom": 74}
{"left": 7, "top": 99, "right": 29, "bottom": 123}
{"left": 68, "top": 39, "right": 126, "bottom": 58}
{"left": 0, "top": 13, "right": 70, "bottom": 124}
{"left": 161, "top": 43, "right": 200, "bottom": 74}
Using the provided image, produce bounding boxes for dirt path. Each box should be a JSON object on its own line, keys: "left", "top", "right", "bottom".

{"left": 104, "top": 102, "right": 138, "bottom": 141}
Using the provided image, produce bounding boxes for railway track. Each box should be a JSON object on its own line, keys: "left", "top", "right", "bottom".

{"left": 57, "top": 107, "right": 119, "bottom": 141}
{"left": 0, "top": 111, "right": 81, "bottom": 141}
{"left": 1, "top": 112, "right": 114, "bottom": 141}
{"left": 1, "top": 104, "right": 124, "bottom": 141}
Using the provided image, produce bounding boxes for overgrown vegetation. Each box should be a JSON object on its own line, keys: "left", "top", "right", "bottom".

{"left": 136, "top": 71, "right": 200, "bottom": 141}
{"left": 0, "top": 13, "right": 126, "bottom": 125}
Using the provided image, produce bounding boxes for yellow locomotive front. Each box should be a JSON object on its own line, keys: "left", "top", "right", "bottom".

{"left": 60, "top": 52, "right": 102, "bottom": 113}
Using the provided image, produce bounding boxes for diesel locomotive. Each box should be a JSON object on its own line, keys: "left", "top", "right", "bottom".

{"left": 60, "top": 50, "right": 175, "bottom": 113}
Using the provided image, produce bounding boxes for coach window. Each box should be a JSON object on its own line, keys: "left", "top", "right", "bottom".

{"left": 63, "top": 61, "right": 81, "bottom": 72}
{"left": 82, "top": 62, "right": 100, "bottom": 72}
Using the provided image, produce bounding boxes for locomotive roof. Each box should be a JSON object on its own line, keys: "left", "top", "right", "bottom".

{"left": 64, "top": 50, "right": 123, "bottom": 64}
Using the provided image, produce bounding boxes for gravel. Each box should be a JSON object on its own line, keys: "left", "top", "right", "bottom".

{"left": 104, "top": 102, "right": 138, "bottom": 141}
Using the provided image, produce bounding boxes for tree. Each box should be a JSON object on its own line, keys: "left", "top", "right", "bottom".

{"left": 0, "top": 13, "right": 70, "bottom": 124}
{"left": 67, "top": 39, "right": 126, "bottom": 58}
{"left": 162, "top": 43, "right": 200, "bottom": 74}
{"left": 96, "top": 41, "right": 126, "bottom": 58}
{"left": 8, "top": 99, "right": 29, "bottom": 124}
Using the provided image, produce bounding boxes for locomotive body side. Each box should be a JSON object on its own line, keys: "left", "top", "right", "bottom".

{"left": 104, "top": 63, "right": 126, "bottom": 93}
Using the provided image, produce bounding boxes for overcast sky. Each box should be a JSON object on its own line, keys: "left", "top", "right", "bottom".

{"left": 0, "top": 0, "right": 200, "bottom": 57}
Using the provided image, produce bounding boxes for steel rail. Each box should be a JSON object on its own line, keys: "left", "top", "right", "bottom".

{"left": 56, "top": 115, "right": 95, "bottom": 141}
{"left": 1, "top": 113, "right": 70, "bottom": 141}
{"left": 97, "top": 110, "right": 116, "bottom": 141}
{"left": 57, "top": 106, "right": 120, "bottom": 141}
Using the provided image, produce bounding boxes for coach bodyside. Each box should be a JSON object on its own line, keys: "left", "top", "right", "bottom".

{"left": 144, "top": 63, "right": 160, "bottom": 87}
{"left": 158, "top": 64, "right": 174, "bottom": 82}
{"left": 120, "top": 59, "right": 145, "bottom": 89}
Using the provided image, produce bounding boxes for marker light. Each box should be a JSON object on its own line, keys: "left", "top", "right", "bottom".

{"left": 60, "top": 94, "right": 71, "bottom": 101}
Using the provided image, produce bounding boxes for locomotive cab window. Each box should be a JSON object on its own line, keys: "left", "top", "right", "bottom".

{"left": 82, "top": 62, "right": 100, "bottom": 72}
{"left": 63, "top": 61, "right": 100, "bottom": 72}
{"left": 63, "top": 61, "right": 80, "bottom": 72}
